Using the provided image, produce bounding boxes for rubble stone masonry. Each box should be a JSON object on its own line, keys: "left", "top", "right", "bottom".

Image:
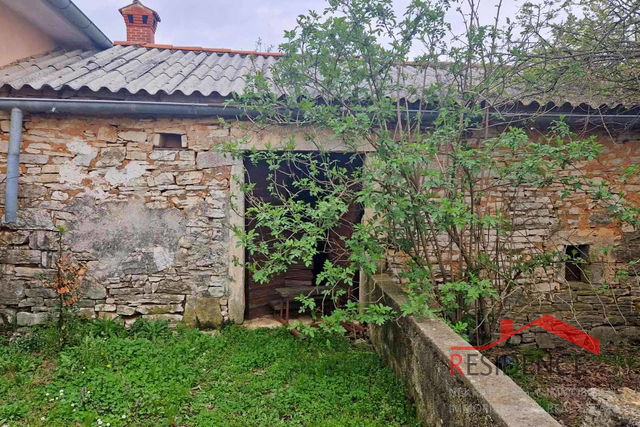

{"left": 0, "top": 111, "right": 237, "bottom": 327}
{"left": 386, "top": 129, "right": 640, "bottom": 349}
{"left": 0, "top": 108, "right": 639, "bottom": 348}
{"left": 499, "top": 131, "right": 640, "bottom": 348}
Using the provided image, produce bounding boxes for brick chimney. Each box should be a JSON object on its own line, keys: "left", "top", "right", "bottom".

{"left": 119, "top": 0, "right": 161, "bottom": 44}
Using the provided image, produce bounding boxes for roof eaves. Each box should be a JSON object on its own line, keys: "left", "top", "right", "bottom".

{"left": 41, "top": 0, "right": 113, "bottom": 49}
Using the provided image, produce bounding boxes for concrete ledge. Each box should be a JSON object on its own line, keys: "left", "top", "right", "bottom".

{"left": 368, "top": 274, "right": 561, "bottom": 427}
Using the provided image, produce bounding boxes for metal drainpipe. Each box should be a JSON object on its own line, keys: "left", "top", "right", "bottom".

{"left": 4, "top": 108, "right": 23, "bottom": 223}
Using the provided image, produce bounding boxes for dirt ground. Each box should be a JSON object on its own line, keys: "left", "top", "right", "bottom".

{"left": 483, "top": 344, "right": 640, "bottom": 427}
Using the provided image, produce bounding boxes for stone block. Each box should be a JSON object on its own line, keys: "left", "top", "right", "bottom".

{"left": 183, "top": 295, "right": 223, "bottom": 328}
{"left": 584, "top": 387, "right": 640, "bottom": 427}
{"left": 25, "top": 287, "right": 57, "bottom": 298}
{"left": 208, "top": 286, "right": 225, "bottom": 298}
{"left": 155, "top": 172, "right": 175, "bottom": 185}
{"left": 76, "top": 299, "right": 97, "bottom": 309}
{"left": 0, "top": 278, "right": 26, "bottom": 304}
{"left": 155, "top": 280, "right": 193, "bottom": 294}
{"left": 0, "top": 230, "right": 30, "bottom": 245}
{"left": 35, "top": 174, "right": 60, "bottom": 183}
{"left": 196, "top": 152, "right": 234, "bottom": 169}
{"left": 508, "top": 334, "right": 522, "bottom": 345}
{"left": 135, "top": 304, "right": 183, "bottom": 315}
{"left": 21, "top": 154, "right": 50, "bottom": 165}
{"left": 95, "top": 147, "right": 126, "bottom": 167}
{"left": 176, "top": 171, "right": 203, "bottom": 185}
{"left": 4, "top": 209, "right": 55, "bottom": 230}
{"left": 621, "top": 327, "right": 640, "bottom": 343}
{"left": 118, "top": 294, "right": 185, "bottom": 305}
{"left": 579, "top": 295, "right": 613, "bottom": 304}
{"left": 521, "top": 304, "right": 557, "bottom": 314}
{"left": 14, "top": 267, "right": 54, "bottom": 278}
{"left": 0, "top": 249, "right": 42, "bottom": 265}
{"left": 119, "top": 131, "right": 147, "bottom": 142}
{"left": 19, "top": 184, "right": 47, "bottom": 199}
{"left": 16, "top": 312, "right": 49, "bottom": 326}
{"left": 149, "top": 150, "right": 177, "bottom": 161}
{"left": 80, "top": 283, "right": 107, "bottom": 300}
{"left": 535, "top": 332, "right": 562, "bottom": 349}
{"left": 18, "top": 297, "right": 44, "bottom": 307}
{"left": 110, "top": 288, "right": 144, "bottom": 296}
{"left": 116, "top": 305, "right": 136, "bottom": 316}
{"left": 615, "top": 231, "right": 640, "bottom": 263}
{"left": 98, "top": 126, "right": 118, "bottom": 142}
{"left": 126, "top": 150, "right": 148, "bottom": 161}
{"left": 589, "top": 212, "right": 613, "bottom": 226}
{"left": 179, "top": 150, "right": 195, "bottom": 161}
{"left": 51, "top": 191, "right": 69, "bottom": 201}
{"left": 28, "top": 231, "right": 58, "bottom": 250}
{"left": 95, "top": 304, "right": 116, "bottom": 312}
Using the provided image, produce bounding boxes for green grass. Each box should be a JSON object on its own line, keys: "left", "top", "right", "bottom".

{"left": 0, "top": 321, "right": 418, "bottom": 427}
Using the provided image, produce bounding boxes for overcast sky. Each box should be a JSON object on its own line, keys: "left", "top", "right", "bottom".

{"left": 74, "top": 0, "right": 527, "bottom": 55}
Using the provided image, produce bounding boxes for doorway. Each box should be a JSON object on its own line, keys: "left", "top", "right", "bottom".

{"left": 243, "top": 152, "right": 364, "bottom": 319}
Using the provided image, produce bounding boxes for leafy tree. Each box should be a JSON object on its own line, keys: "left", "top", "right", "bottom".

{"left": 223, "top": 0, "right": 639, "bottom": 342}
{"left": 528, "top": 0, "right": 640, "bottom": 102}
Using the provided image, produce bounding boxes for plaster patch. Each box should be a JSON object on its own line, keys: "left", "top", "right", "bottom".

{"left": 105, "top": 161, "right": 149, "bottom": 186}
{"left": 67, "top": 139, "right": 99, "bottom": 167}
{"left": 153, "top": 246, "right": 175, "bottom": 271}
{"left": 66, "top": 198, "right": 186, "bottom": 276}
{"left": 59, "top": 163, "right": 86, "bottom": 184}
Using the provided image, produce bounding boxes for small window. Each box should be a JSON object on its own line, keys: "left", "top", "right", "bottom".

{"left": 156, "top": 133, "right": 185, "bottom": 150}
{"left": 142, "top": 15, "right": 148, "bottom": 24}
{"left": 127, "top": 14, "right": 134, "bottom": 23}
{"left": 565, "top": 245, "right": 589, "bottom": 282}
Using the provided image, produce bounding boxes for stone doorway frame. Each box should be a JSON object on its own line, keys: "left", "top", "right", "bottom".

{"left": 225, "top": 128, "right": 374, "bottom": 324}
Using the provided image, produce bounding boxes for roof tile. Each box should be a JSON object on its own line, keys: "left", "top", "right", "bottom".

{"left": 0, "top": 45, "right": 630, "bottom": 107}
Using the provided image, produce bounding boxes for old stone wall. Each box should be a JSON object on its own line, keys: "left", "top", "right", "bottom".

{"left": 502, "top": 131, "right": 640, "bottom": 348}
{"left": 388, "top": 129, "right": 640, "bottom": 349}
{"left": 0, "top": 111, "right": 237, "bottom": 327}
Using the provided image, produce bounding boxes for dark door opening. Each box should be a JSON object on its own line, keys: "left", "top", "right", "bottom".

{"left": 243, "top": 152, "right": 364, "bottom": 320}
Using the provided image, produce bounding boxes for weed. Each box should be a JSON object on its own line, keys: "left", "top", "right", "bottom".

{"left": 0, "top": 322, "right": 418, "bottom": 426}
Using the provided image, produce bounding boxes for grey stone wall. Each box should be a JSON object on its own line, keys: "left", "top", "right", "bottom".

{"left": 387, "top": 130, "right": 640, "bottom": 349}
{"left": 368, "top": 274, "right": 560, "bottom": 427}
{"left": 0, "top": 111, "right": 235, "bottom": 327}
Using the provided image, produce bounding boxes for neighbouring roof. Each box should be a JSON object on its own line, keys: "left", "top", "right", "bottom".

{"left": 1, "top": 0, "right": 112, "bottom": 50}
{"left": 0, "top": 44, "right": 281, "bottom": 98}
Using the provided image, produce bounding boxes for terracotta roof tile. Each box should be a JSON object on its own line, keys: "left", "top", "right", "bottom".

{"left": 113, "top": 41, "right": 283, "bottom": 57}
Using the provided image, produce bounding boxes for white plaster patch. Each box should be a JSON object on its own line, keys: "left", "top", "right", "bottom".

{"left": 59, "top": 163, "right": 85, "bottom": 184}
{"left": 67, "top": 139, "right": 99, "bottom": 167}
{"left": 104, "top": 161, "right": 149, "bottom": 186}
{"left": 153, "top": 246, "right": 175, "bottom": 271}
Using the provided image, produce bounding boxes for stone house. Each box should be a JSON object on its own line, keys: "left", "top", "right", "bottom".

{"left": 0, "top": 0, "right": 639, "bottom": 346}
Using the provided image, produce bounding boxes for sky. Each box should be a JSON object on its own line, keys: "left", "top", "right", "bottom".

{"left": 74, "top": 0, "right": 526, "bottom": 54}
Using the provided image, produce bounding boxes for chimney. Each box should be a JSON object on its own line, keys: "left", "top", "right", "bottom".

{"left": 119, "top": 0, "right": 161, "bottom": 44}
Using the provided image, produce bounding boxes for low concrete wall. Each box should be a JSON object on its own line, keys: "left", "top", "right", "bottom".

{"left": 368, "top": 274, "right": 560, "bottom": 427}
